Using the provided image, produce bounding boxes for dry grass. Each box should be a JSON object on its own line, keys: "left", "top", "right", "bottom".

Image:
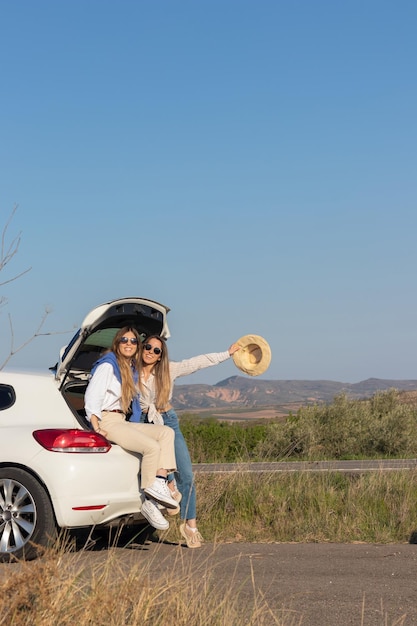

{"left": 0, "top": 537, "right": 300, "bottom": 626}
{"left": 158, "top": 469, "right": 417, "bottom": 545}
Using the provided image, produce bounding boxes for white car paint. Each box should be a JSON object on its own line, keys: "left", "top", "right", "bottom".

{"left": 0, "top": 297, "right": 171, "bottom": 561}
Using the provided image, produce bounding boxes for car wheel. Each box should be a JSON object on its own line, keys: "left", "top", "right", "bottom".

{"left": 0, "top": 467, "right": 57, "bottom": 562}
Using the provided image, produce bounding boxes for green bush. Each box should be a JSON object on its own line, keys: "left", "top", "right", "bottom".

{"left": 180, "top": 390, "right": 417, "bottom": 463}
{"left": 179, "top": 416, "right": 268, "bottom": 462}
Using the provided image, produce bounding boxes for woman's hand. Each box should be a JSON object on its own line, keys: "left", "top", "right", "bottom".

{"left": 228, "top": 342, "right": 241, "bottom": 356}
{"left": 91, "top": 415, "right": 108, "bottom": 438}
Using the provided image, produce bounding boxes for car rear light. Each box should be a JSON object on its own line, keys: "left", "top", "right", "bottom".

{"left": 33, "top": 429, "right": 111, "bottom": 453}
{"left": 72, "top": 505, "right": 107, "bottom": 511}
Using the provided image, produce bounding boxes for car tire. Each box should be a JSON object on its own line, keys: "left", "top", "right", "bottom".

{"left": 0, "top": 467, "right": 57, "bottom": 562}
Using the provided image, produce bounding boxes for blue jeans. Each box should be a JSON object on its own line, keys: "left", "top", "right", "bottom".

{"left": 141, "top": 409, "right": 196, "bottom": 520}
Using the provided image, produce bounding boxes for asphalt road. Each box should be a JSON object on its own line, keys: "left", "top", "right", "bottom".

{"left": 2, "top": 531, "right": 417, "bottom": 626}
{"left": 149, "top": 539, "right": 417, "bottom": 626}
{"left": 77, "top": 538, "right": 417, "bottom": 625}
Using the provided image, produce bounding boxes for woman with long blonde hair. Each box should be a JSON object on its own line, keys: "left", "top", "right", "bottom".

{"left": 137, "top": 334, "right": 240, "bottom": 548}
{"left": 84, "top": 326, "right": 178, "bottom": 531}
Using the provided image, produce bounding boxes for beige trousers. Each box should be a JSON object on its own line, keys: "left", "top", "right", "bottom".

{"left": 101, "top": 411, "right": 176, "bottom": 489}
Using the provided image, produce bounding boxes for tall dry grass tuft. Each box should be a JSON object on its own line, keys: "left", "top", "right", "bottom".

{"left": 172, "top": 468, "right": 417, "bottom": 544}
{"left": 0, "top": 539, "right": 299, "bottom": 626}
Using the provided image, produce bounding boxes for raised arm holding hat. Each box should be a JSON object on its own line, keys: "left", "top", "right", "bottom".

{"left": 136, "top": 336, "right": 241, "bottom": 548}
{"left": 136, "top": 334, "right": 271, "bottom": 548}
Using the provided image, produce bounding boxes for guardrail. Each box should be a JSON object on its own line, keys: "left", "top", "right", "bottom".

{"left": 193, "top": 459, "right": 417, "bottom": 473}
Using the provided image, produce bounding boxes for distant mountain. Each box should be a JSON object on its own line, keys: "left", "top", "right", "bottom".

{"left": 172, "top": 376, "right": 417, "bottom": 411}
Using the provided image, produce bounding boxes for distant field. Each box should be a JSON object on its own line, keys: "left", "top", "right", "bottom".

{"left": 177, "top": 390, "right": 417, "bottom": 422}
{"left": 178, "top": 404, "right": 305, "bottom": 421}
{"left": 212, "top": 408, "right": 282, "bottom": 421}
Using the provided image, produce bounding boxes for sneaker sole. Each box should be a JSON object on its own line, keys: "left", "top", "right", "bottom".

{"left": 141, "top": 504, "right": 169, "bottom": 531}
{"left": 144, "top": 487, "right": 179, "bottom": 509}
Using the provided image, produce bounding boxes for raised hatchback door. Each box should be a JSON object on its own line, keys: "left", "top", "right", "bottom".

{"left": 55, "top": 297, "right": 171, "bottom": 382}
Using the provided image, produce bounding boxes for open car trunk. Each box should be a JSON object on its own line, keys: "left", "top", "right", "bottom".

{"left": 54, "top": 297, "right": 171, "bottom": 429}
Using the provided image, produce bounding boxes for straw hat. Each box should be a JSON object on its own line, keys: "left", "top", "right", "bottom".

{"left": 232, "top": 334, "right": 271, "bottom": 376}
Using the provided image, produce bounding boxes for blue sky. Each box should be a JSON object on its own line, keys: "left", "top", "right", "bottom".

{"left": 1, "top": 0, "right": 416, "bottom": 385}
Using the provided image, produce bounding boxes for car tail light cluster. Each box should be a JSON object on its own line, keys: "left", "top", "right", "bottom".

{"left": 33, "top": 429, "right": 111, "bottom": 453}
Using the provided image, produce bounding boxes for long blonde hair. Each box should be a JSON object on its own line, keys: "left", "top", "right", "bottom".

{"left": 111, "top": 327, "right": 142, "bottom": 413}
{"left": 139, "top": 335, "right": 171, "bottom": 409}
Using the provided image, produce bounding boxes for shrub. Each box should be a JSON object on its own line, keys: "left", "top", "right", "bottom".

{"left": 181, "top": 390, "right": 417, "bottom": 463}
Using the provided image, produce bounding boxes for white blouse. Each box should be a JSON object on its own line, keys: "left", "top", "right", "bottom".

{"left": 84, "top": 362, "right": 123, "bottom": 421}
{"left": 139, "top": 351, "right": 230, "bottom": 411}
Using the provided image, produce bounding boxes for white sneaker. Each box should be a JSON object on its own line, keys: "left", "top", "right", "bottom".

{"left": 141, "top": 498, "right": 169, "bottom": 530}
{"left": 144, "top": 478, "right": 179, "bottom": 509}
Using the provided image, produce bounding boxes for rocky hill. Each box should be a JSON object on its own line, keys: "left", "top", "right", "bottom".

{"left": 172, "top": 376, "right": 417, "bottom": 411}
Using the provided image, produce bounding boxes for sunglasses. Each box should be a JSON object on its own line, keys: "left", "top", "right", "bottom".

{"left": 119, "top": 337, "right": 139, "bottom": 345}
{"left": 143, "top": 343, "right": 162, "bottom": 355}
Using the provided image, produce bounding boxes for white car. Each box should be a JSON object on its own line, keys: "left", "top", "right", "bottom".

{"left": 0, "top": 297, "right": 171, "bottom": 562}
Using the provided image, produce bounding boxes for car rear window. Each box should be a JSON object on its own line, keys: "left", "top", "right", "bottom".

{"left": 0, "top": 384, "right": 16, "bottom": 410}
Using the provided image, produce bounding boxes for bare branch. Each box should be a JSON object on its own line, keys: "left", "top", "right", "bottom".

{"left": 0, "top": 205, "right": 78, "bottom": 371}
{"left": 0, "top": 267, "right": 32, "bottom": 287}
{"left": 0, "top": 310, "right": 47, "bottom": 370}
{"left": 0, "top": 306, "right": 78, "bottom": 370}
{"left": 0, "top": 204, "right": 32, "bottom": 288}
